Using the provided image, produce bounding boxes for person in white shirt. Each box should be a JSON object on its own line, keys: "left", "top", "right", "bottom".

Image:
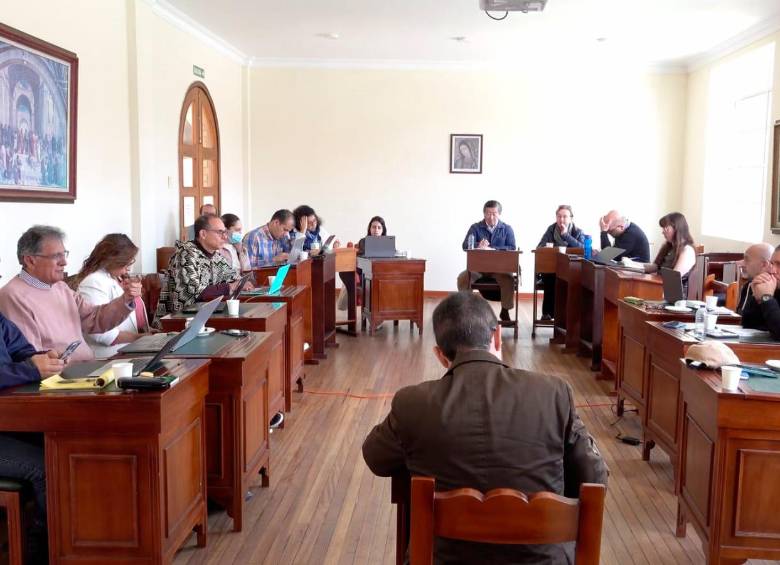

{"left": 219, "top": 213, "right": 251, "bottom": 272}
{"left": 76, "top": 234, "right": 148, "bottom": 358}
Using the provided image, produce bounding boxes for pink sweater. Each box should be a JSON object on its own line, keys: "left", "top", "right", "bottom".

{"left": 0, "top": 276, "right": 133, "bottom": 362}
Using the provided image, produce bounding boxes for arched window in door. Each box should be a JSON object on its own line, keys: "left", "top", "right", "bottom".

{"left": 178, "top": 82, "right": 220, "bottom": 240}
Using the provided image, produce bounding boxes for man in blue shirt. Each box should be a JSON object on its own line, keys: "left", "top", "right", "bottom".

{"left": 0, "top": 308, "right": 63, "bottom": 564}
{"left": 456, "top": 200, "right": 517, "bottom": 321}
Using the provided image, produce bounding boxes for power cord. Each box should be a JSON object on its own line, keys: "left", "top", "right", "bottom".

{"left": 485, "top": 10, "right": 509, "bottom": 20}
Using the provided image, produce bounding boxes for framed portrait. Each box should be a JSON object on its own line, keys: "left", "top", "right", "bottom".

{"left": 0, "top": 23, "right": 78, "bottom": 202}
{"left": 772, "top": 121, "right": 780, "bottom": 233}
{"left": 450, "top": 134, "right": 482, "bottom": 174}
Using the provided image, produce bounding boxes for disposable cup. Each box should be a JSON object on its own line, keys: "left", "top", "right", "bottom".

{"left": 721, "top": 366, "right": 741, "bottom": 391}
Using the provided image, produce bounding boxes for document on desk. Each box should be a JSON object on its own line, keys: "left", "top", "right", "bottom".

{"left": 40, "top": 368, "right": 116, "bottom": 390}
{"left": 734, "top": 328, "right": 778, "bottom": 343}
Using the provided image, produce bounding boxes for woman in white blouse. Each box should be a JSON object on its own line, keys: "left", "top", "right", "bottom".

{"left": 76, "top": 234, "right": 147, "bottom": 358}
{"left": 219, "top": 213, "right": 251, "bottom": 272}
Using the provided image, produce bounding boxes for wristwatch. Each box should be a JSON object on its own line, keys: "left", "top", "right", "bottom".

{"left": 761, "top": 294, "right": 774, "bottom": 303}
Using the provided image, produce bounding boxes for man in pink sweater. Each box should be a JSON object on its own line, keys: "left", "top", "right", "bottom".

{"left": 0, "top": 225, "right": 142, "bottom": 362}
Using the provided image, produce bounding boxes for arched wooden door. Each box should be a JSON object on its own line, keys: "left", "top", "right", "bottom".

{"left": 178, "top": 82, "right": 220, "bottom": 240}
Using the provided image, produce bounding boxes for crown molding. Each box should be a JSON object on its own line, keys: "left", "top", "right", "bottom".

{"left": 247, "top": 57, "right": 507, "bottom": 71}
{"left": 686, "top": 12, "right": 780, "bottom": 72}
{"left": 141, "top": 0, "right": 249, "bottom": 65}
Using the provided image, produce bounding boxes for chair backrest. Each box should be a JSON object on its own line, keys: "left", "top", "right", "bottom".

{"left": 409, "top": 477, "right": 605, "bottom": 565}
{"left": 156, "top": 246, "right": 175, "bottom": 274}
{"left": 141, "top": 273, "right": 163, "bottom": 322}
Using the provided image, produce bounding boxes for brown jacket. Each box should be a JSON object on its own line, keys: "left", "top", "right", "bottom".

{"left": 362, "top": 350, "right": 608, "bottom": 564}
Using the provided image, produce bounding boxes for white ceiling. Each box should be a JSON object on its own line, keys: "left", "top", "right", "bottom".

{"left": 160, "top": 0, "right": 780, "bottom": 69}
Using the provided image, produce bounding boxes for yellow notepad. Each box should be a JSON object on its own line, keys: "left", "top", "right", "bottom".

{"left": 40, "top": 368, "right": 116, "bottom": 390}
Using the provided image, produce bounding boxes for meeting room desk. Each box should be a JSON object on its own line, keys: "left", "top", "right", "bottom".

{"left": 579, "top": 261, "right": 606, "bottom": 371}
{"left": 357, "top": 257, "right": 426, "bottom": 335}
{"left": 334, "top": 247, "right": 358, "bottom": 336}
{"left": 159, "top": 302, "right": 288, "bottom": 415}
{"left": 117, "top": 332, "right": 274, "bottom": 533}
{"left": 552, "top": 254, "right": 583, "bottom": 352}
{"left": 310, "top": 253, "right": 338, "bottom": 359}
{"left": 241, "top": 286, "right": 307, "bottom": 395}
{"left": 601, "top": 268, "right": 662, "bottom": 380}
{"left": 677, "top": 363, "right": 780, "bottom": 564}
{"left": 641, "top": 322, "right": 780, "bottom": 483}
{"left": 0, "top": 358, "right": 210, "bottom": 565}
{"left": 252, "top": 259, "right": 315, "bottom": 364}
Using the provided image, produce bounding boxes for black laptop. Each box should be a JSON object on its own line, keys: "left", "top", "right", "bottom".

{"left": 363, "top": 236, "right": 396, "bottom": 258}
{"left": 591, "top": 247, "right": 625, "bottom": 266}
{"left": 182, "top": 273, "right": 252, "bottom": 314}
{"left": 660, "top": 267, "right": 685, "bottom": 304}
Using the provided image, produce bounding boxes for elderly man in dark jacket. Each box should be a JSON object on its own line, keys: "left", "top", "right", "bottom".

{"left": 363, "top": 292, "right": 607, "bottom": 564}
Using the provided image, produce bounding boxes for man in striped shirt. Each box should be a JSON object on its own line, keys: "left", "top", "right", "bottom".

{"left": 244, "top": 209, "right": 295, "bottom": 267}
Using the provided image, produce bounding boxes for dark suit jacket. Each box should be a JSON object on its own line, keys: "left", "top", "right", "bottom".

{"left": 362, "top": 350, "right": 608, "bottom": 564}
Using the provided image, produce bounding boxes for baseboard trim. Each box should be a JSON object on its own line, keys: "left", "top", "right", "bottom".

{"left": 424, "top": 291, "right": 539, "bottom": 301}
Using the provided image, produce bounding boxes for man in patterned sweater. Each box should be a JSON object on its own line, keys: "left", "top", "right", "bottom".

{"left": 159, "top": 214, "right": 250, "bottom": 315}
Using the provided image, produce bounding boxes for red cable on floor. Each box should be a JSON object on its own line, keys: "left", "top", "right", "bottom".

{"left": 303, "top": 389, "right": 614, "bottom": 408}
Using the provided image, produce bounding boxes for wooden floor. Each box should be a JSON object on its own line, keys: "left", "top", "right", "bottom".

{"left": 174, "top": 298, "right": 773, "bottom": 565}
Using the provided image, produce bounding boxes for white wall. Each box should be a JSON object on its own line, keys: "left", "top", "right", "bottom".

{"left": 0, "top": 0, "right": 248, "bottom": 281}
{"left": 249, "top": 65, "right": 688, "bottom": 291}
{"left": 0, "top": 0, "right": 133, "bottom": 280}
{"left": 682, "top": 34, "right": 780, "bottom": 253}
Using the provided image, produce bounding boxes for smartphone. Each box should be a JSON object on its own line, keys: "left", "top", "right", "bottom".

{"left": 59, "top": 340, "right": 81, "bottom": 361}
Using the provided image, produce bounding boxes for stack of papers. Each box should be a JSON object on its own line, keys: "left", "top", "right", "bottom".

{"left": 621, "top": 258, "right": 645, "bottom": 270}
{"left": 40, "top": 368, "right": 115, "bottom": 391}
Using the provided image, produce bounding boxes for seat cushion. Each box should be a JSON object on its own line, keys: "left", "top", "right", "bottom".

{"left": 0, "top": 478, "right": 24, "bottom": 492}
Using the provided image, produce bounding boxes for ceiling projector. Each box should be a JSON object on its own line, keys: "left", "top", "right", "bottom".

{"left": 480, "top": 0, "right": 547, "bottom": 12}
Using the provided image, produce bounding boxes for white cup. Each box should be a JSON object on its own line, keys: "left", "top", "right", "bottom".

{"left": 706, "top": 295, "right": 719, "bottom": 310}
{"left": 705, "top": 314, "right": 718, "bottom": 331}
{"left": 674, "top": 300, "right": 688, "bottom": 309}
{"left": 226, "top": 299, "right": 240, "bottom": 317}
{"left": 558, "top": 246, "right": 566, "bottom": 253}
{"left": 299, "top": 251, "right": 309, "bottom": 261}
{"left": 112, "top": 362, "right": 133, "bottom": 379}
{"left": 545, "top": 243, "right": 554, "bottom": 248}
{"left": 721, "top": 365, "right": 742, "bottom": 391}
{"left": 267, "top": 276, "right": 276, "bottom": 287}
{"left": 184, "top": 317, "right": 194, "bottom": 328}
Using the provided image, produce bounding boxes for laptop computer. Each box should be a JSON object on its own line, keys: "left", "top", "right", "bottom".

{"left": 182, "top": 274, "right": 252, "bottom": 314}
{"left": 591, "top": 247, "right": 625, "bottom": 266}
{"left": 120, "top": 297, "right": 224, "bottom": 354}
{"left": 363, "top": 236, "right": 396, "bottom": 258}
{"left": 322, "top": 234, "right": 336, "bottom": 250}
{"left": 660, "top": 267, "right": 685, "bottom": 304}
{"left": 62, "top": 331, "right": 186, "bottom": 379}
{"left": 241, "top": 263, "right": 291, "bottom": 296}
{"left": 288, "top": 236, "right": 306, "bottom": 263}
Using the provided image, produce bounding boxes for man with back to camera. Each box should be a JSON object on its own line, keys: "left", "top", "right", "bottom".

{"left": 362, "top": 292, "right": 608, "bottom": 564}
{"left": 598, "top": 210, "right": 650, "bottom": 262}
{"left": 456, "top": 200, "right": 517, "bottom": 321}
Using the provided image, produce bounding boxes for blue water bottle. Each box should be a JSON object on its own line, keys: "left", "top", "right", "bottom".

{"left": 467, "top": 233, "right": 475, "bottom": 250}
{"left": 584, "top": 235, "right": 592, "bottom": 260}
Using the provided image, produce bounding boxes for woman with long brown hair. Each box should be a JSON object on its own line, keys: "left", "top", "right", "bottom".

{"left": 77, "top": 233, "right": 147, "bottom": 358}
{"left": 643, "top": 212, "right": 697, "bottom": 285}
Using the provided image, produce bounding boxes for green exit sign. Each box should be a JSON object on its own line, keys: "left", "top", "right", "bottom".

{"left": 193, "top": 65, "right": 205, "bottom": 78}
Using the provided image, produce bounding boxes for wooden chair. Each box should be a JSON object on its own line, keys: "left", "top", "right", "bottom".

{"left": 466, "top": 250, "right": 522, "bottom": 340}
{"left": 0, "top": 479, "right": 24, "bottom": 565}
{"left": 141, "top": 273, "right": 163, "bottom": 323}
{"left": 156, "top": 246, "right": 175, "bottom": 274}
{"left": 409, "top": 477, "right": 606, "bottom": 565}
{"left": 689, "top": 253, "right": 742, "bottom": 300}
{"left": 710, "top": 280, "right": 739, "bottom": 310}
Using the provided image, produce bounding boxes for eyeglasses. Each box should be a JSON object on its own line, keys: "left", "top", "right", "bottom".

{"left": 205, "top": 229, "right": 228, "bottom": 237}
{"left": 33, "top": 251, "right": 69, "bottom": 261}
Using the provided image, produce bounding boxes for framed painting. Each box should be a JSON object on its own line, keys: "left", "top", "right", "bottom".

{"left": 772, "top": 121, "right": 780, "bottom": 233}
{"left": 0, "top": 23, "right": 78, "bottom": 202}
{"left": 450, "top": 134, "right": 482, "bottom": 174}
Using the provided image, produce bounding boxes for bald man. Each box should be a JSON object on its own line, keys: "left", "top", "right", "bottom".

{"left": 598, "top": 211, "right": 650, "bottom": 262}
{"left": 738, "top": 242, "right": 777, "bottom": 330}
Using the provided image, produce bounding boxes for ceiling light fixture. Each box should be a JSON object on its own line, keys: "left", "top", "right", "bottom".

{"left": 480, "top": 0, "right": 548, "bottom": 20}
{"left": 451, "top": 36, "right": 469, "bottom": 43}
{"left": 316, "top": 32, "right": 340, "bottom": 40}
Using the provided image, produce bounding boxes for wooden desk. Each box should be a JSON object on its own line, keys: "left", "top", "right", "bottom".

{"left": 160, "top": 303, "right": 287, "bottom": 416}
{"left": 118, "top": 333, "right": 274, "bottom": 533}
{"left": 466, "top": 249, "right": 522, "bottom": 338}
{"left": 677, "top": 363, "right": 780, "bottom": 563}
{"left": 579, "top": 261, "right": 606, "bottom": 371}
{"left": 531, "top": 248, "right": 583, "bottom": 338}
{"left": 311, "top": 253, "right": 338, "bottom": 359}
{"left": 253, "top": 259, "right": 315, "bottom": 364}
{"left": 601, "top": 268, "right": 662, "bottom": 380}
{"left": 641, "top": 322, "right": 777, "bottom": 483}
{"left": 334, "top": 247, "right": 358, "bottom": 336}
{"left": 357, "top": 257, "right": 426, "bottom": 335}
{"left": 0, "top": 359, "right": 209, "bottom": 564}
{"left": 241, "top": 286, "right": 307, "bottom": 396}
{"left": 552, "top": 254, "right": 582, "bottom": 351}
